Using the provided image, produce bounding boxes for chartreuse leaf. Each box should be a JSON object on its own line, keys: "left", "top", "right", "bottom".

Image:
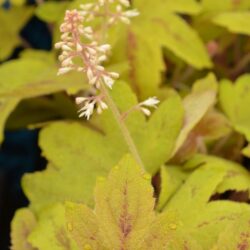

{"left": 28, "top": 203, "right": 78, "bottom": 250}
{"left": 140, "top": 211, "right": 202, "bottom": 250}
{"left": 202, "top": 0, "right": 250, "bottom": 11}
{"left": 0, "top": 98, "right": 20, "bottom": 143}
{"left": 66, "top": 202, "right": 102, "bottom": 249}
{"left": 94, "top": 154, "right": 155, "bottom": 249}
{"left": 164, "top": 155, "right": 250, "bottom": 249}
{"left": 11, "top": 208, "right": 37, "bottom": 250}
{"left": 242, "top": 144, "right": 250, "bottom": 158}
{"left": 65, "top": 154, "right": 199, "bottom": 249}
{"left": 23, "top": 82, "right": 183, "bottom": 211}
{"left": 112, "top": 0, "right": 211, "bottom": 98}
{"left": 212, "top": 12, "right": 250, "bottom": 36}
{"left": 0, "top": 0, "right": 26, "bottom": 6}
{"left": 0, "top": 57, "right": 85, "bottom": 99}
{"left": 157, "top": 166, "right": 188, "bottom": 211}
{"left": 134, "top": 0, "right": 202, "bottom": 15}
{"left": 219, "top": 74, "right": 250, "bottom": 141}
{"left": 211, "top": 211, "right": 250, "bottom": 250}
{"left": 172, "top": 73, "right": 218, "bottom": 156}
{"left": 35, "top": 1, "right": 69, "bottom": 23}
{"left": 0, "top": 7, "right": 33, "bottom": 60}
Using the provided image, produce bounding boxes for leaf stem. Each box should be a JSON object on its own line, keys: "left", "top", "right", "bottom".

{"left": 100, "top": 83, "right": 145, "bottom": 171}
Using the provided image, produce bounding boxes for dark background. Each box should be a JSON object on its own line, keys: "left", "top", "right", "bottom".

{"left": 0, "top": 2, "right": 51, "bottom": 249}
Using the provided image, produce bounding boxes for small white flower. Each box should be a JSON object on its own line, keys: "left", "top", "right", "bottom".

{"left": 138, "top": 97, "right": 160, "bottom": 116}
{"left": 97, "top": 100, "right": 108, "bottom": 114}
{"left": 99, "top": 100, "right": 108, "bottom": 110}
{"left": 123, "top": 9, "right": 140, "bottom": 18}
{"left": 62, "top": 44, "right": 72, "bottom": 51}
{"left": 75, "top": 97, "right": 88, "bottom": 104}
{"left": 76, "top": 43, "right": 83, "bottom": 52}
{"left": 78, "top": 101, "right": 95, "bottom": 120}
{"left": 109, "top": 72, "right": 120, "bottom": 78}
{"left": 103, "top": 75, "right": 114, "bottom": 89}
{"left": 119, "top": 0, "right": 130, "bottom": 7}
{"left": 140, "top": 97, "right": 160, "bottom": 108}
{"left": 57, "top": 67, "right": 72, "bottom": 75}
{"left": 80, "top": 3, "right": 93, "bottom": 10}
{"left": 98, "top": 55, "right": 107, "bottom": 63}
{"left": 98, "top": 44, "right": 111, "bottom": 52}
{"left": 140, "top": 107, "right": 151, "bottom": 116}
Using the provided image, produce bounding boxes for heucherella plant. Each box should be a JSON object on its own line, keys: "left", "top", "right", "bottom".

{"left": 55, "top": 0, "right": 159, "bottom": 170}
{"left": 7, "top": 0, "right": 250, "bottom": 249}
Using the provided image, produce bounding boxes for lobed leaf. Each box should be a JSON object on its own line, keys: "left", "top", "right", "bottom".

{"left": 172, "top": 73, "right": 218, "bottom": 157}
{"left": 212, "top": 11, "right": 250, "bottom": 35}
{"left": 0, "top": 7, "right": 33, "bottom": 60}
{"left": 0, "top": 98, "right": 20, "bottom": 143}
{"left": 11, "top": 208, "right": 37, "bottom": 250}
{"left": 23, "top": 82, "right": 184, "bottom": 210}
{"left": 28, "top": 203, "right": 78, "bottom": 250}
{"left": 219, "top": 74, "right": 250, "bottom": 141}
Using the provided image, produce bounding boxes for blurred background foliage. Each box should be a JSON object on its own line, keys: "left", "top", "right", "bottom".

{"left": 0, "top": 0, "right": 250, "bottom": 249}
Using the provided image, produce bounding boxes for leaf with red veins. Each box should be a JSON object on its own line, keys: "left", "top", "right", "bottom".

{"left": 95, "top": 155, "right": 155, "bottom": 249}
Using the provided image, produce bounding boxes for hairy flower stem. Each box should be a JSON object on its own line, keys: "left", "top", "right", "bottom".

{"left": 100, "top": 83, "right": 145, "bottom": 171}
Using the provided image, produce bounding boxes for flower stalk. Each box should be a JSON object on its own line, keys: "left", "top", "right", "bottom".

{"left": 55, "top": 0, "right": 159, "bottom": 171}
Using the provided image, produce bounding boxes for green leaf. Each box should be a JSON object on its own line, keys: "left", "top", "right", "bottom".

{"left": 211, "top": 211, "right": 250, "bottom": 250}
{"left": 11, "top": 208, "right": 37, "bottom": 250}
{"left": 202, "top": 0, "right": 250, "bottom": 11}
{"left": 242, "top": 144, "right": 250, "bottom": 158}
{"left": 0, "top": 57, "right": 85, "bottom": 99}
{"left": 219, "top": 74, "right": 250, "bottom": 141}
{"left": 66, "top": 154, "right": 200, "bottom": 249}
{"left": 23, "top": 82, "right": 184, "bottom": 211}
{"left": 157, "top": 166, "right": 189, "bottom": 211}
{"left": 212, "top": 11, "right": 250, "bottom": 35}
{"left": 112, "top": 2, "right": 211, "bottom": 98}
{"left": 164, "top": 155, "right": 250, "bottom": 249}
{"left": 65, "top": 154, "right": 154, "bottom": 249}
{"left": 94, "top": 154, "right": 155, "bottom": 249}
{"left": 0, "top": 7, "right": 34, "bottom": 60}
{"left": 172, "top": 73, "right": 218, "bottom": 157}
{"left": 66, "top": 202, "right": 102, "bottom": 249}
{"left": 28, "top": 203, "right": 78, "bottom": 250}
{"left": 0, "top": 98, "right": 20, "bottom": 143}
{"left": 139, "top": 210, "right": 202, "bottom": 250}
{"left": 134, "top": 0, "right": 202, "bottom": 15}
{"left": 35, "top": 2, "right": 69, "bottom": 23}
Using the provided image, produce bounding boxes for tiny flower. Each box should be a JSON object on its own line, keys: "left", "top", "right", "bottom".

{"left": 137, "top": 97, "right": 160, "bottom": 116}
{"left": 140, "top": 97, "right": 160, "bottom": 108}
{"left": 103, "top": 75, "right": 114, "bottom": 89}
{"left": 119, "top": 0, "right": 130, "bottom": 7}
{"left": 76, "top": 43, "right": 83, "bottom": 52}
{"left": 98, "top": 44, "right": 111, "bottom": 53}
{"left": 123, "top": 9, "right": 140, "bottom": 18}
{"left": 75, "top": 97, "right": 88, "bottom": 104}
{"left": 140, "top": 107, "right": 151, "bottom": 116}
{"left": 57, "top": 67, "right": 72, "bottom": 75}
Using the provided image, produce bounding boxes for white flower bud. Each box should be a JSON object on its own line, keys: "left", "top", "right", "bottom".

{"left": 103, "top": 75, "right": 114, "bottom": 89}
{"left": 57, "top": 67, "right": 72, "bottom": 75}
{"left": 140, "top": 107, "right": 151, "bottom": 116}
{"left": 75, "top": 97, "right": 88, "bottom": 104}
{"left": 141, "top": 97, "right": 160, "bottom": 108}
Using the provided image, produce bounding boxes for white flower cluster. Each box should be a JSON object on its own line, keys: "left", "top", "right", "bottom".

{"left": 55, "top": 1, "right": 159, "bottom": 120}
{"left": 138, "top": 97, "right": 160, "bottom": 116}
{"left": 55, "top": 10, "right": 119, "bottom": 90}
{"left": 79, "top": 0, "right": 139, "bottom": 25}
{"left": 76, "top": 96, "right": 108, "bottom": 119}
